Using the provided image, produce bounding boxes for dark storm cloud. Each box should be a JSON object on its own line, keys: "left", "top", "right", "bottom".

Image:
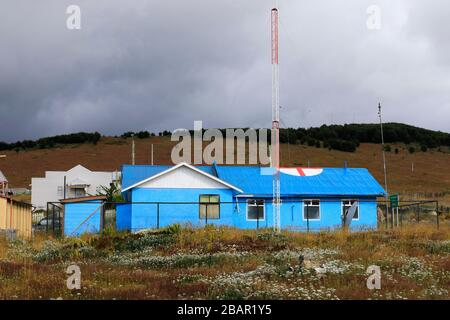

{"left": 0, "top": 0, "right": 449, "bottom": 142}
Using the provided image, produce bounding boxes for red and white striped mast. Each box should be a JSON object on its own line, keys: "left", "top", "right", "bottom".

{"left": 271, "top": 8, "right": 281, "bottom": 232}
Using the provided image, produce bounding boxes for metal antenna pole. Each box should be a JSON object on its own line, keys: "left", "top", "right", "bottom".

{"left": 271, "top": 8, "right": 281, "bottom": 233}
{"left": 378, "top": 103, "right": 390, "bottom": 227}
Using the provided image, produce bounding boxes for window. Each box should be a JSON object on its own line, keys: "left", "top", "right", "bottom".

{"left": 303, "top": 200, "right": 320, "bottom": 220}
{"left": 247, "top": 199, "right": 265, "bottom": 221}
{"left": 199, "top": 195, "right": 220, "bottom": 220}
{"left": 57, "top": 186, "right": 63, "bottom": 197}
{"left": 72, "top": 187, "right": 86, "bottom": 198}
{"left": 342, "top": 200, "right": 359, "bottom": 220}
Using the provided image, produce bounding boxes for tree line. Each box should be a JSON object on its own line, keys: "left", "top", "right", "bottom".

{"left": 0, "top": 132, "right": 101, "bottom": 151}
{"left": 278, "top": 123, "right": 450, "bottom": 152}
{"left": 1, "top": 123, "right": 448, "bottom": 153}
{"left": 186, "top": 123, "right": 449, "bottom": 153}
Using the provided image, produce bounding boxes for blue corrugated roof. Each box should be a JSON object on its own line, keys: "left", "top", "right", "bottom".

{"left": 121, "top": 164, "right": 216, "bottom": 190}
{"left": 121, "top": 164, "right": 385, "bottom": 197}
{"left": 215, "top": 166, "right": 385, "bottom": 197}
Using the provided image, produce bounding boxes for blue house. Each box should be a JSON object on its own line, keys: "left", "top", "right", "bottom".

{"left": 117, "top": 162, "right": 385, "bottom": 232}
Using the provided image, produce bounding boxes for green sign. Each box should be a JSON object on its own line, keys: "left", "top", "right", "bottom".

{"left": 389, "top": 194, "right": 399, "bottom": 208}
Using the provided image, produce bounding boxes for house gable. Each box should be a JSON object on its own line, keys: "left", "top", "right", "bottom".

{"left": 122, "top": 163, "right": 243, "bottom": 192}
{"left": 66, "top": 164, "right": 92, "bottom": 175}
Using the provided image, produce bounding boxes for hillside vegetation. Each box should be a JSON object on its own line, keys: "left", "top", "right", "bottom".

{"left": 0, "top": 123, "right": 449, "bottom": 201}
{"left": 279, "top": 123, "right": 450, "bottom": 152}
{"left": 1, "top": 123, "right": 449, "bottom": 153}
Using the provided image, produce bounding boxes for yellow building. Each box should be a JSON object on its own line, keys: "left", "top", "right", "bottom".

{"left": 0, "top": 196, "right": 32, "bottom": 238}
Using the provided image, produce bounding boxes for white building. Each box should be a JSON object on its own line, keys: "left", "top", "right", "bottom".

{"left": 31, "top": 165, "right": 120, "bottom": 209}
{"left": 0, "top": 169, "right": 8, "bottom": 196}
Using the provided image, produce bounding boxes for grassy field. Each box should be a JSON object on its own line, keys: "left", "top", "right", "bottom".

{"left": 0, "top": 225, "right": 449, "bottom": 300}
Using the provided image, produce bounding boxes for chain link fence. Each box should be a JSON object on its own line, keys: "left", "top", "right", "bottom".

{"left": 37, "top": 198, "right": 448, "bottom": 237}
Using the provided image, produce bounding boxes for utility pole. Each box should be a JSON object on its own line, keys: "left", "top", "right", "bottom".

{"left": 63, "top": 176, "right": 67, "bottom": 200}
{"left": 151, "top": 144, "right": 154, "bottom": 165}
{"left": 131, "top": 134, "right": 135, "bottom": 165}
{"left": 378, "top": 103, "right": 390, "bottom": 227}
{"left": 271, "top": 8, "right": 281, "bottom": 233}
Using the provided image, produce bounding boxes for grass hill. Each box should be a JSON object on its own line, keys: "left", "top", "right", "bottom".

{"left": 0, "top": 134, "right": 449, "bottom": 202}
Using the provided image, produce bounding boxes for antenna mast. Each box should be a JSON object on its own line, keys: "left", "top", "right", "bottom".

{"left": 271, "top": 8, "right": 281, "bottom": 232}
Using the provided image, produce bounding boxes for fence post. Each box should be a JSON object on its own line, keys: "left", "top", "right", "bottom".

{"left": 396, "top": 207, "right": 399, "bottom": 228}
{"left": 385, "top": 203, "right": 388, "bottom": 229}
{"left": 417, "top": 204, "right": 420, "bottom": 223}
{"left": 391, "top": 206, "right": 394, "bottom": 229}
{"left": 59, "top": 204, "right": 63, "bottom": 235}
{"left": 9, "top": 198, "right": 13, "bottom": 230}
{"left": 256, "top": 209, "right": 259, "bottom": 230}
{"left": 46, "top": 202, "right": 49, "bottom": 233}
{"left": 157, "top": 203, "right": 160, "bottom": 229}
{"left": 306, "top": 203, "right": 310, "bottom": 232}
{"left": 100, "top": 203, "right": 104, "bottom": 232}
{"left": 52, "top": 203, "right": 55, "bottom": 234}
{"left": 436, "top": 201, "right": 439, "bottom": 230}
{"left": 400, "top": 207, "right": 403, "bottom": 227}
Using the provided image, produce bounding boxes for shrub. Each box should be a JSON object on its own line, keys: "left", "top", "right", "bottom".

{"left": 327, "top": 139, "right": 357, "bottom": 152}
{"left": 33, "top": 238, "right": 97, "bottom": 262}
{"left": 119, "top": 233, "right": 175, "bottom": 252}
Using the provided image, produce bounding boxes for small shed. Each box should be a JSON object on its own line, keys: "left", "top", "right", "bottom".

{"left": 60, "top": 195, "right": 106, "bottom": 236}
{"left": 0, "top": 196, "right": 32, "bottom": 238}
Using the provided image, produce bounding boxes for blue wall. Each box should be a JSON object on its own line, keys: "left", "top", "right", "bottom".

{"left": 120, "top": 188, "right": 378, "bottom": 232}
{"left": 64, "top": 200, "right": 102, "bottom": 236}
{"left": 129, "top": 188, "right": 237, "bottom": 232}
{"left": 232, "top": 197, "right": 378, "bottom": 231}
{"left": 116, "top": 203, "right": 131, "bottom": 231}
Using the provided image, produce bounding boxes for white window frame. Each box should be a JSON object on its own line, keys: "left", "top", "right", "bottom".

{"left": 302, "top": 199, "right": 321, "bottom": 221}
{"left": 246, "top": 199, "right": 265, "bottom": 221}
{"left": 342, "top": 199, "right": 360, "bottom": 221}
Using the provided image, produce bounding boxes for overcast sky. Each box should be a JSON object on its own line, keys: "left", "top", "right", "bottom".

{"left": 0, "top": 0, "right": 449, "bottom": 142}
